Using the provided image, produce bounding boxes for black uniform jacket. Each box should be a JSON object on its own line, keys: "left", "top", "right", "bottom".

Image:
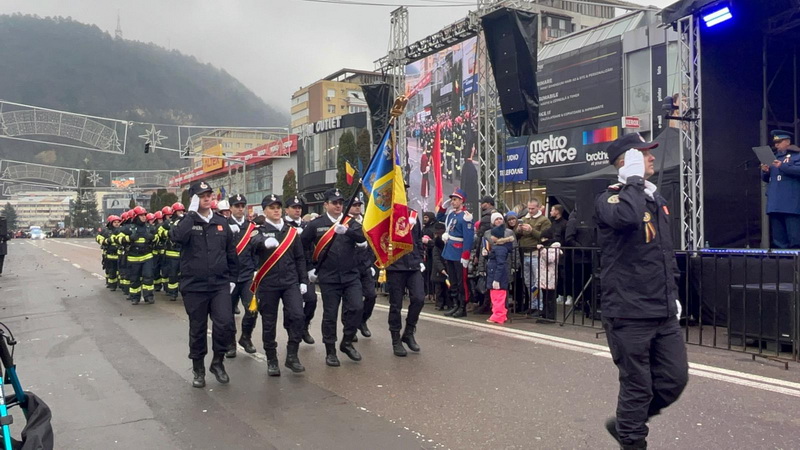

{"left": 126, "top": 220, "right": 155, "bottom": 257}
{"left": 251, "top": 221, "right": 308, "bottom": 291}
{"left": 228, "top": 216, "right": 257, "bottom": 282}
{"left": 594, "top": 176, "right": 679, "bottom": 319}
{"left": 387, "top": 212, "right": 425, "bottom": 272}
{"left": 301, "top": 213, "right": 366, "bottom": 284}
{"left": 169, "top": 211, "right": 238, "bottom": 293}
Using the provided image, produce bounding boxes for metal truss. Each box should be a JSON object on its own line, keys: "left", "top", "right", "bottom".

{"left": 0, "top": 160, "right": 80, "bottom": 188}
{"left": 2, "top": 182, "right": 59, "bottom": 196}
{"left": 677, "top": 15, "right": 704, "bottom": 250}
{"left": 0, "top": 101, "right": 127, "bottom": 154}
{"left": 385, "top": 7, "right": 409, "bottom": 173}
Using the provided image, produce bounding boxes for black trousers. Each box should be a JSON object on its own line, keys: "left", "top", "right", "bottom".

{"left": 602, "top": 316, "right": 689, "bottom": 445}
{"left": 302, "top": 283, "right": 318, "bottom": 329}
{"left": 233, "top": 279, "right": 256, "bottom": 337}
{"left": 257, "top": 286, "right": 304, "bottom": 357}
{"left": 118, "top": 255, "right": 130, "bottom": 294}
{"left": 434, "top": 281, "right": 449, "bottom": 308}
{"left": 319, "top": 280, "right": 363, "bottom": 344}
{"left": 360, "top": 270, "right": 377, "bottom": 325}
{"left": 164, "top": 257, "right": 181, "bottom": 295}
{"left": 128, "top": 258, "right": 154, "bottom": 301}
{"left": 445, "top": 259, "right": 468, "bottom": 305}
{"left": 183, "top": 288, "right": 234, "bottom": 360}
{"left": 386, "top": 270, "right": 425, "bottom": 332}
{"left": 0, "top": 255, "right": 4, "bottom": 274}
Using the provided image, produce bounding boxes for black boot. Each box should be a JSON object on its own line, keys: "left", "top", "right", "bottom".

{"left": 130, "top": 295, "right": 140, "bottom": 305}
{"left": 451, "top": 303, "right": 467, "bottom": 318}
{"left": 352, "top": 334, "right": 359, "bottom": 343}
{"left": 325, "top": 343, "right": 340, "bottom": 367}
{"left": 401, "top": 325, "right": 420, "bottom": 352}
{"left": 238, "top": 334, "right": 257, "bottom": 354}
{"left": 302, "top": 328, "right": 315, "bottom": 345}
{"left": 267, "top": 360, "right": 281, "bottom": 377}
{"left": 191, "top": 359, "right": 205, "bottom": 388}
{"left": 144, "top": 295, "right": 155, "bottom": 305}
{"left": 339, "top": 336, "right": 362, "bottom": 361}
{"left": 359, "top": 322, "right": 372, "bottom": 337}
{"left": 225, "top": 343, "right": 237, "bottom": 358}
{"left": 209, "top": 353, "right": 230, "bottom": 384}
{"left": 391, "top": 331, "right": 407, "bottom": 357}
{"left": 443, "top": 303, "right": 459, "bottom": 316}
{"left": 284, "top": 343, "right": 305, "bottom": 373}
{"left": 605, "top": 418, "right": 647, "bottom": 450}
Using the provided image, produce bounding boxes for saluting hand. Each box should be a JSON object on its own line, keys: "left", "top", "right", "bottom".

{"left": 188, "top": 194, "right": 200, "bottom": 213}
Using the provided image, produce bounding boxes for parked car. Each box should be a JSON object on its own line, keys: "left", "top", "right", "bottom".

{"left": 29, "top": 226, "right": 45, "bottom": 240}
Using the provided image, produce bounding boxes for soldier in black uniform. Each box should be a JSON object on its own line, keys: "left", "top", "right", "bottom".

{"left": 250, "top": 194, "right": 308, "bottom": 375}
{"left": 284, "top": 195, "right": 316, "bottom": 345}
{"left": 348, "top": 195, "right": 378, "bottom": 339}
{"left": 169, "top": 181, "right": 239, "bottom": 388}
{"left": 385, "top": 205, "right": 426, "bottom": 357}
{"left": 595, "top": 133, "right": 688, "bottom": 450}
{"left": 225, "top": 194, "right": 258, "bottom": 356}
{"left": 301, "top": 188, "right": 367, "bottom": 367}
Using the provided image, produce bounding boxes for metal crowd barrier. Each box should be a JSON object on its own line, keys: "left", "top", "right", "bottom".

{"left": 506, "top": 247, "right": 800, "bottom": 365}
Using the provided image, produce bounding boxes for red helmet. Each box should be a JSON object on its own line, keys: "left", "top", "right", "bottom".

{"left": 122, "top": 211, "right": 130, "bottom": 220}
{"left": 154, "top": 211, "right": 163, "bottom": 220}
{"left": 161, "top": 206, "right": 173, "bottom": 216}
{"left": 132, "top": 206, "right": 147, "bottom": 216}
{"left": 171, "top": 202, "right": 185, "bottom": 212}
{"left": 210, "top": 200, "right": 218, "bottom": 210}
{"left": 107, "top": 215, "right": 121, "bottom": 223}
{"left": 146, "top": 213, "right": 155, "bottom": 222}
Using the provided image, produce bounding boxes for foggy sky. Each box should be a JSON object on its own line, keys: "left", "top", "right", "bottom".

{"left": 1, "top": 0, "right": 676, "bottom": 114}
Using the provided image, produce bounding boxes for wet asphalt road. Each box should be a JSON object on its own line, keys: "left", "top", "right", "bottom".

{"left": 2, "top": 238, "right": 800, "bottom": 449}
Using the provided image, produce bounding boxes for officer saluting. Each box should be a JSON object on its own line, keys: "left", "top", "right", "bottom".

{"left": 248, "top": 194, "right": 309, "bottom": 376}
{"left": 435, "top": 187, "right": 474, "bottom": 318}
{"left": 595, "top": 133, "right": 688, "bottom": 450}
{"left": 761, "top": 130, "right": 800, "bottom": 248}
{"left": 169, "top": 181, "right": 239, "bottom": 388}
{"left": 285, "top": 195, "right": 316, "bottom": 345}
{"left": 226, "top": 194, "right": 259, "bottom": 356}
{"left": 301, "top": 188, "right": 367, "bottom": 367}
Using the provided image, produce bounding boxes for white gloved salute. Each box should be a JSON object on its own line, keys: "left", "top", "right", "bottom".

{"left": 308, "top": 269, "right": 318, "bottom": 283}
{"left": 333, "top": 223, "right": 348, "bottom": 235}
{"left": 188, "top": 194, "right": 200, "bottom": 212}
{"left": 300, "top": 283, "right": 308, "bottom": 295}
{"left": 264, "top": 237, "right": 279, "bottom": 249}
{"left": 618, "top": 148, "right": 645, "bottom": 182}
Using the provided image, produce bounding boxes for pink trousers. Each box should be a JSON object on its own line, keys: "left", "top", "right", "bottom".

{"left": 489, "top": 289, "right": 508, "bottom": 324}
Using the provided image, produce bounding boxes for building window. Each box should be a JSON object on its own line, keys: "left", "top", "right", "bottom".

{"left": 328, "top": 104, "right": 336, "bottom": 114}
{"left": 245, "top": 143, "right": 253, "bottom": 149}
{"left": 327, "top": 89, "right": 336, "bottom": 99}
{"left": 625, "top": 48, "right": 651, "bottom": 116}
{"left": 558, "top": 19, "right": 566, "bottom": 30}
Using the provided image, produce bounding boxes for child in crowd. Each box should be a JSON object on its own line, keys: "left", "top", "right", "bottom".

{"left": 431, "top": 222, "right": 451, "bottom": 311}
{"left": 537, "top": 228, "right": 563, "bottom": 323}
{"left": 486, "top": 224, "right": 514, "bottom": 324}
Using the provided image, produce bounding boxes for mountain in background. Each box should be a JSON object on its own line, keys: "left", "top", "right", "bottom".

{"left": 0, "top": 14, "right": 288, "bottom": 172}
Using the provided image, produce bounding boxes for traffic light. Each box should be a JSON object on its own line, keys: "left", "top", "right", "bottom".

{"left": 144, "top": 142, "right": 151, "bottom": 154}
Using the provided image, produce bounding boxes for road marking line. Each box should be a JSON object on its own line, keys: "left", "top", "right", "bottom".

{"left": 72, "top": 263, "right": 81, "bottom": 269}
{"left": 373, "top": 304, "right": 800, "bottom": 398}
{"left": 62, "top": 258, "right": 70, "bottom": 262}
{"left": 49, "top": 240, "right": 97, "bottom": 250}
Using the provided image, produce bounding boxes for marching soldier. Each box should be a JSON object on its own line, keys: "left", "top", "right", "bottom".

{"left": 169, "top": 182, "right": 238, "bottom": 388}
{"left": 348, "top": 196, "right": 377, "bottom": 339}
{"left": 301, "top": 188, "right": 367, "bottom": 367}
{"left": 284, "top": 195, "right": 316, "bottom": 344}
{"left": 118, "top": 206, "right": 156, "bottom": 305}
{"left": 226, "top": 194, "right": 259, "bottom": 355}
{"left": 435, "top": 187, "right": 475, "bottom": 318}
{"left": 96, "top": 214, "right": 121, "bottom": 291}
{"left": 249, "top": 194, "right": 309, "bottom": 376}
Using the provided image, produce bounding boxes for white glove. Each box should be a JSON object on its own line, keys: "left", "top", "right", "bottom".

{"left": 442, "top": 198, "right": 452, "bottom": 209}
{"left": 300, "top": 283, "right": 308, "bottom": 295}
{"left": 460, "top": 258, "right": 469, "bottom": 268}
{"left": 229, "top": 224, "right": 240, "bottom": 234}
{"left": 481, "top": 248, "right": 488, "bottom": 257}
{"left": 264, "top": 237, "right": 279, "bottom": 249}
{"left": 308, "top": 269, "right": 318, "bottom": 283}
{"left": 370, "top": 267, "right": 376, "bottom": 277}
{"left": 442, "top": 232, "right": 450, "bottom": 242}
{"left": 296, "top": 227, "right": 303, "bottom": 235}
{"left": 356, "top": 241, "right": 368, "bottom": 248}
{"left": 675, "top": 299, "right": 682, "bottom": 320}
{"left": 188, "top": 194, "right": 200, "bottom": 212}
{"left": 492, "top": 281, "right": 500, "bottom": 290}
{"left": 420, "top": 263, "right": 425, "bottom": 273}
{"left": 229, "top": 282, "right": 236, "bottom": 294}
{"left": 618, "top": 149, "right": 645, "bottom": 182}
{"left": 409, "top": 214, "right": 417, "bottom": 226}
{"left": 333, "top": 223, "right": 347, "bottom": 235}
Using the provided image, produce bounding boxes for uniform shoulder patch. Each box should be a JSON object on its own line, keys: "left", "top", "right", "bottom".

{"left": 607, "top": 195, "right": 620, "bottom": 204}
{"left": 250, "top": 230, "right": 260, "bottom": 237}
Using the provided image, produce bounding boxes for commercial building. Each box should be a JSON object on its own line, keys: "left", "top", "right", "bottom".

{"left": 5, "top": 191, "right": 73, "bottom": 230}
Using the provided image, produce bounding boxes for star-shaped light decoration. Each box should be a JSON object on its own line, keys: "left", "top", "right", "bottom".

{"left": 88, "top": 170, "right": 103, "bottom": 187}
{"left": 139, "top": 124, "right": 168, "bottom": 152}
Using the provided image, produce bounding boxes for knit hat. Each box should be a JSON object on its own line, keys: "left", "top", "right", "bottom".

{"left": 505, "top": 211, "right": 518, "bottom": 219}
{"left": 491, "top": 224, "right": 506, "bottom": 239}
{"left": 490, "top": 212, "right": 504, "bottom": 224}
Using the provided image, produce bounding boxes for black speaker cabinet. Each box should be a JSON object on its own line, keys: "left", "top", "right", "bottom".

{"left": 728, "top": 283, "right": 796, "bottom": 346}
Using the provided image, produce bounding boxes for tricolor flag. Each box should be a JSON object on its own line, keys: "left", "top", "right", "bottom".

{"left": 362, "top": 123, "right": 414, "bottom": 268}
{"left": 346, "top": 161, "right": 356, "bottom": 185}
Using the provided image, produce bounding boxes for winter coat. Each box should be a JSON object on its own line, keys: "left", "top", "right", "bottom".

{"left": 537, "top": 244, "right": 562, "bottom": 290}
{"left": 477, "top": 228, "right": 516, "bottom": 275}
{"left": 431, "top": 237, "right": 447, "bottom": 283}
{"left": 516, "top": 212, "right": 552, "bottom": 249}
{"left": 486, "top": 236, "right": 514, "bottom": 290}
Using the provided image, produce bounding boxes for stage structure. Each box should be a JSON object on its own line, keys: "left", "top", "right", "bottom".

{"left": 376, "top": 0, "right": 538, "bottom": 208}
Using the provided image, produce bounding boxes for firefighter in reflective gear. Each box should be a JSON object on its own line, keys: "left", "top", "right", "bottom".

{"left": 97, "top": 215, "right": 122, "bottom": 290}
{"left": 113, "top": 211, "right": 133, "bottom": 296}
{"left": 284, "top": 195, "right": 316, "bottom": 344}
{"left": 155, "top": 207, "right": 172, "bottom": 294}
{"left": 151, "top": 210, "right": 165, "bottom": 291}
{"left": 249, "top": 194, "right": 309, "bottom": 376}
{"left": 119, "top": 206, "right": 156, "bottom": 304}
{"left": 301, "top": 188, "right": 367, "bottom": 367}
{"left": 159, "top": 202, "right": 185, "bottom": 300}
{"left": 225, "top": 194, "right": 258, "bottom": 356}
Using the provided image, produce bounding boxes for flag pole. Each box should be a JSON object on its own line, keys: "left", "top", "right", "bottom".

{"left": 316, "top": 95, "right": 408, "bottom": 267}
